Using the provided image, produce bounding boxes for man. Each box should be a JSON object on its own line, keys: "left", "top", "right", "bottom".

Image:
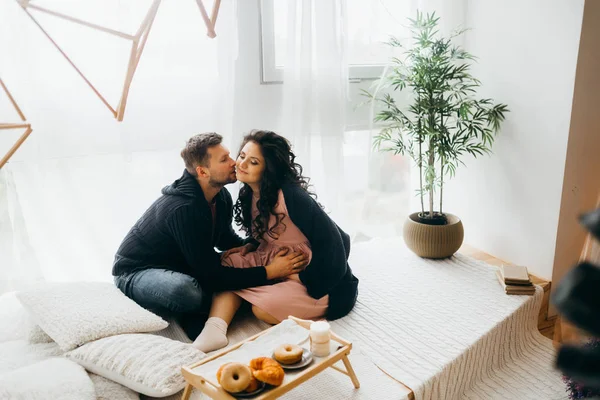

{"left": 112, "top": 133, "right": 307, "bottom": 339}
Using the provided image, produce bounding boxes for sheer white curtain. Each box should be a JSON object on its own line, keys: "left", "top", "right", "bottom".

{"left": 281, "top": 0, "right": 348, "bottom": 218}
{"left": 0, "top": 0, "right": 240, "bottom": 292}
{"left": 0, "top": 0, "right": 468, "bottom": 292}
{"left": 278, "top": 0, "right": 466, "bottom": 237}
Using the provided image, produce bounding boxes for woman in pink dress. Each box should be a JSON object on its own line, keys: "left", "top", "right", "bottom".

{"left": 193, "top": 130, "right": 358, "bottom": 353}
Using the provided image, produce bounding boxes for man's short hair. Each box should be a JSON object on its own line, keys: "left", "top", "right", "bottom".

{"left": 181, "top": 133, "right": 223, "bottom": 176}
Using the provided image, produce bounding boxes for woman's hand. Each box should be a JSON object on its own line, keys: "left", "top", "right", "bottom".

{"left": 222, "top": 243, "right": 257, "bottom": 259}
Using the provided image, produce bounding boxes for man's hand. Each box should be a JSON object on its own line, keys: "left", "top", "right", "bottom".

{"left": 222, "top": 243, "right": 257, "bottom": 259}
{"left": 265, "top": 248, "right": 309, "bottom": 280}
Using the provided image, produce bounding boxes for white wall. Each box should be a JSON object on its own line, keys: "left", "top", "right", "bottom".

{"left": 439, "top": 0, "right": 585, "bottom": 279}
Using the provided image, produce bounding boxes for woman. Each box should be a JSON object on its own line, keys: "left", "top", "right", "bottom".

{"left": 193, "top": 130, "right": 358, "bottom": 353}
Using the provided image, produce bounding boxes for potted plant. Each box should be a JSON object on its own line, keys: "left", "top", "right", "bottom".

{"left": 364, "top": 12, "right": 508, "bottom": 258}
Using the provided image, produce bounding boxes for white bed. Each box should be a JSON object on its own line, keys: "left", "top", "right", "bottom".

{"left": 0, "top": 237, "right": 567, "bottom": 399}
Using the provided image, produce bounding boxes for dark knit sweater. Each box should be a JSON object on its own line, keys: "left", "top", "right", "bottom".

{"left": 112, "top": 170, "right": 267, "bottom": 293}
{"left": 281, "top": 184, "right": 359, "bottom": 320}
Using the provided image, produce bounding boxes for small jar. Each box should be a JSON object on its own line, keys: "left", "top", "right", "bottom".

{"left": 310, "top": 321, "right": 331, "bottom": 356}
{"left": 309, "top": 321, "right": 331, "bottom": 343}
{"left": 311, "top": 340, "right": 331, "bottom": 357}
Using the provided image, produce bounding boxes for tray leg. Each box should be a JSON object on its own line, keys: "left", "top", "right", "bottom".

{"left": 181, "top": 383, "right": 193, "bottom": 400}
{"left": 342, "top": 354, "right": 360, "bottom": 389}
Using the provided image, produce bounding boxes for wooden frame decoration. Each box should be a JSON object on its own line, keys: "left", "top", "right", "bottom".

{"left": 16, "top": 0, "right": 162, "bottom": 121}
{"left": 0, "top": 78, "right": 33, "bottom": 169}
{"left": 195, "top": 0, "right": 221, "bottom": 38}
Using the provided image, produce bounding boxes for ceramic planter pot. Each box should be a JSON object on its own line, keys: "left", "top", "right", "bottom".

{"left": 403, "top": 212, "right": 464, "bottom": 258}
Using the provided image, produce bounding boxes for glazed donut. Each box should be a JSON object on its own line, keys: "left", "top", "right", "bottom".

{"left": 216, "top": 362, "right": 230, "bottom": 382}
{"left": 249, "top": 357, "right": 285, "bottom": 386}
{"left": 216, "top": 362, "right": 252, "bottom": 393}
{"left": 244, "top": 368, "right": 260, "bottom": 393}
{"left": 274, "top": 344, "right": 303, "bottom": 364}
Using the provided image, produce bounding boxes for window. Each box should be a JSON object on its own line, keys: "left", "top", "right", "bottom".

{"left": 260, "top": 0, "right": 411, "bottom": 83}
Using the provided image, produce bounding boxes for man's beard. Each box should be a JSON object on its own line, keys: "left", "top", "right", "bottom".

{"left": 209, "top": 174, "right": 236, "bottom": 188}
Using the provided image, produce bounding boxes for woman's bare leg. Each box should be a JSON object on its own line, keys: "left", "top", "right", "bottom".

{"left": 192, "top": 292, "right": 242, "bottom": 352}
{"left": 209, "top": 291, "right": 243, "bottom": 324}
{"left": 252, "top": 305, "right": 280, "bottom": 325}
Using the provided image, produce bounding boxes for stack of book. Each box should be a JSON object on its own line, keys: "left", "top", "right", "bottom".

{"left": 495, "top": 264, "right": 535, "bottom": 295}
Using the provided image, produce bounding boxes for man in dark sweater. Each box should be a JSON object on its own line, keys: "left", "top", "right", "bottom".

{"left": 113, "top": 133, "right": 308, "bottom": 339}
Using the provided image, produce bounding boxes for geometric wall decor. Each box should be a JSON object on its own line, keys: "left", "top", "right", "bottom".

{"left": 0, "top": 78, "right": 33, "bottom": 169}
{"left": 195, "top": 0, "right": 221, "bottom": 38}
{"left": 17, "top": 0, "right": 162, "bottom": 121}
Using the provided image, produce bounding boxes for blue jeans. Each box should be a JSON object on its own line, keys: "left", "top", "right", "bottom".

{"left": 114, "top": 268, "right": 209, "bottom": 338}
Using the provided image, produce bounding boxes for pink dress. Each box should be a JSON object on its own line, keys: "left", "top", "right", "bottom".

{"left": 221, "top": 190, "right": 328, "bottom": 322}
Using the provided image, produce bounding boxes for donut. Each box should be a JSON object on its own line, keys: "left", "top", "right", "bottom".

{"left": 274, "top": 344, "right": 303, "bottom": 364}
{"left": 244, "top": 368, "right": 260, "bottom": 393}
{"left": 216, "top": 362, "right": 252, "bottom": 393}
{"left": 249, "top": 357, "right": 285, "bottom": 386}
{"left": 216, "top": 362, "right": 230, "bottom": 382}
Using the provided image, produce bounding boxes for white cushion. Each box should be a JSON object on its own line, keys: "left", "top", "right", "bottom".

{"left": 0, "top": 291, "right": 55, "bottom": 344}
{"left": 0, "top": 292, "right": 31, "bottom": 342}
{"left": 0, "top": 340, "right": 64, "bottom": 375}
{"left": 17, "top": 282, "right": 168, "bottom": 351}
{"left": 90, "top": 373, "right": 140, "bottom": 400}
{"left": 0, "top": 358, "right": 96, "bottom": 400}
{"left": 28, "top": 324, "right": 54, "bottom": 344}
{"left": 66, "top": 333, "right": 206, "bottom": 397}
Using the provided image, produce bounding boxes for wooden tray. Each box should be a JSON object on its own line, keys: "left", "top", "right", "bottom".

{"left": 181, "top": 316, "right": 360, "bottom": 399}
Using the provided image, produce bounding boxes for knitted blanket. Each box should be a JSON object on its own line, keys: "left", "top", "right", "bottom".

{"left": 331, "top": 237, "right": 566, "bottom": 399}
{"left": 155, "top": 237, "right": 568, "bottom": 400}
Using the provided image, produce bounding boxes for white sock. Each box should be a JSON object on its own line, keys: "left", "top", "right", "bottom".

{"left": 192, "top": 317, "right": 229, "bottom": 353}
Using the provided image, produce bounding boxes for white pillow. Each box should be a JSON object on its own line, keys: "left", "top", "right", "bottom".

{"left": 28, "top": 324, "right": 54, "bottom": 344}
{"left": 66, "top": 333, "right": 206, "bottom": 397}
{"left": 0, "top": 291, "right": 55, "bottom": 344}
{"left": 17, "top": 282, "right": 168, "bottom": 351}
{"left": 0, "top": 340, "right": 64, "bottom": 375}
{"left": 0, "top": 292, "right": 31, "bottom": 342}
{"left": 90, "top": 373, "right": 140, "bottom": 400}
{"left": 0, "top": 358, "right": 96, "bottom": 400}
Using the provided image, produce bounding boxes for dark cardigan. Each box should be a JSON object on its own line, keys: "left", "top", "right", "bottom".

{"left": 281, "top": 183, "right": 359, "bottom": 320}
{"left": 112, "top": 170, "right": 268, "bottom": 292}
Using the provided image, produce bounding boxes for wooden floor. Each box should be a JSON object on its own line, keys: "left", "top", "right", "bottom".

{"left": 388, "top": 244, "right": 557, "bottom": 400}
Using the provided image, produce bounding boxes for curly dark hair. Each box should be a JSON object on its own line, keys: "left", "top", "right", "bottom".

{"left": 234, "top": 130, "right": 315, "bottom": 240}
